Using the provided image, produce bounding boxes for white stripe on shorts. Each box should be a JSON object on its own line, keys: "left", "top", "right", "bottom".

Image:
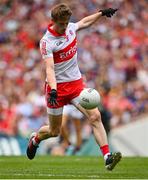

{"left": 47, "top": 107, "right": 63, "bottom": 115}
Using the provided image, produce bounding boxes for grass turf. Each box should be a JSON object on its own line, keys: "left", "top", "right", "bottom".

{"left": 0, "top": 156, "right": 148, "bottom": 179}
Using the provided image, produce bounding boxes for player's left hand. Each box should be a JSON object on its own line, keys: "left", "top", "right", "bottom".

{"left": 99, "top": 8, "right": 118, "bottom": 18}
{"left": 48, "top": 89, "right": 58, "bottom": 106}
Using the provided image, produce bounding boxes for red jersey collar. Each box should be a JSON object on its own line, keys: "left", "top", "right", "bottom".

{"left": 48, "top": 23, "right": 66, "bottom": 37}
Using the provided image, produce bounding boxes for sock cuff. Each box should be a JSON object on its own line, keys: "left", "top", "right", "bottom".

{"left": 104, "top": 153, "right": 110, "bottom": 161}
{"left": 33, "top": 135, "right": 40, "bottom": 145}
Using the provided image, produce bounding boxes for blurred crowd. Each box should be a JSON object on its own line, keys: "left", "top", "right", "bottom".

{"left": 0, "top": 0, "right": 148, "bottom": 139}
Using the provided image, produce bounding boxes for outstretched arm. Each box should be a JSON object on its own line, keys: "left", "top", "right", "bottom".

{"left": 77, "top": 12, "right": 102, "bottom": 30}
{"left": 77, "top": 8, "right": 118, "bottom": 31}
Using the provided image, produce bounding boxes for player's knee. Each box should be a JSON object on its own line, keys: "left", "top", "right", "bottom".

{"left": 89, "top": 111, "right": 101, "bottom": 125}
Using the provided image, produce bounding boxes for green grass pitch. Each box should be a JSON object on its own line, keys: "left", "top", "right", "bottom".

{"left": 0, "top": 156, "right": 148, "bottom": 179}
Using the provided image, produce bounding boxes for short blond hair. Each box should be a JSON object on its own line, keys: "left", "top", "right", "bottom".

{"left": 51, "top": 3, "right": 72, "bottom": 22}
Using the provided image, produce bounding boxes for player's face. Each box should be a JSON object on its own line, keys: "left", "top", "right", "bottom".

{"left": 54, "top": 18, "right": 69, "bottom": 34}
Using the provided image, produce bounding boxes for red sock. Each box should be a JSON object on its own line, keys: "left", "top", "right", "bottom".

{"left": 100, "top": 145, "right": 110, "bottom": 156}
{"left": 34, "top": 135, "right": 41, "bottom": 145}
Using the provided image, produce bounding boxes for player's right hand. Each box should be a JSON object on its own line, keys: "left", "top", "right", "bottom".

{"left": 48, "top": 89, "right": 58, "bottom": 106}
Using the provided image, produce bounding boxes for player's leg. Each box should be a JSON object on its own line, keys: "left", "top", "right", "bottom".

{"left": 71, "top": 106, "right": 84, "bottom": 153}
{"left": 69, "top": 78, "right": 121, "bottom": 169}
{"left": 38, "top": 114, "right": 63, "bottom": 140}
{"left": 61, "top": 105, "right": 74, "bottom": 149}
{"left": 26, "top": 108, "right": 63, "bottom": 160}
{"left": 73, "top": 118, "right": 82, "bottom": 152}
{"left": 76, "top": 105, "right": 108, "bottom": 148}
{"left": 61, "top": 114, "right": 71, "bottom": 149}
{"left": 71, "top": 98, "right": 107, "bottom": 146}
{"left": 72, "top": 100, "right": 122, "bottom": 170}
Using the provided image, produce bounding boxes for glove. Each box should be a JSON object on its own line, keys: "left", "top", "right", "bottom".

{"left": 99, "top": 8, "right": 118, "bottom": 17}
{"left": 48, "top": 89, "right": 58, "bottom": 106}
